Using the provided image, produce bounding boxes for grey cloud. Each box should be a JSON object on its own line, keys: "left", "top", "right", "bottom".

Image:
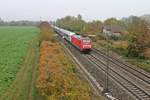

{"left": 0, "top": 0, "right": 149, "bottom": 21}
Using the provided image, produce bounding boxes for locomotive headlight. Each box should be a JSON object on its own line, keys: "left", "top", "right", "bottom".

{"left": 83, "top": 45, "right": 91, "bottom": 48}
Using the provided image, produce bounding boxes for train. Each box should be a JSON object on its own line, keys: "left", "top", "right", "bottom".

{"left": 52, "top": 25, "right": 92, "bottom": 52}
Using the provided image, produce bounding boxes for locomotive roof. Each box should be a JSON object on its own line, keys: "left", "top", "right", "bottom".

{"left": 73, "top": 35, "right": 90, "bottom": 40}
{"left": 73, "top": 34, "right": 81, "bottom": 39}
{"left": 69, "top": 32, "right": 76, "bottom": 35}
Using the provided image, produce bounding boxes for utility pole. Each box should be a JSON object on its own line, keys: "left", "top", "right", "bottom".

{"left": 103, "top": 31, "right": 110, "bottom": 93}
{"left": 40, "top": 17, "right": 42, "bottom": 22}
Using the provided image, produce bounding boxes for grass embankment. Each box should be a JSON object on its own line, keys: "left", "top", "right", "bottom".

{"left": 96, "top": 39, "right": 150, "bottom": 72}
{"left": 36, "top": 22, "right": 101, "bottom": 100}
{"left": 0, "top": 26, "right": 40, "bottom": 100}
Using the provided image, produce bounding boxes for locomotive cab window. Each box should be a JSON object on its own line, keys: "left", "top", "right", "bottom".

{"left": 83, "top": 39, "right": 91, "bottom": 43}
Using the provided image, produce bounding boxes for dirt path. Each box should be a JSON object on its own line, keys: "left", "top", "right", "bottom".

{"left": 0, "top": 37, "right": 41, "bottom": 100}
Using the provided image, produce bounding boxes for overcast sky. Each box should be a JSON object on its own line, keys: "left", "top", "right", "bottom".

{"left": 0, "top": 0, "right": 150, "bottom": 21}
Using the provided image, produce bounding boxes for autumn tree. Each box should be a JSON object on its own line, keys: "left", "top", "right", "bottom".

{"left": 55, "top": 15, "right": 85, "bottom": 33}
{"left": 77, "top": 14, "right": 82, "bottom": 20}
{"left": 39, "top": 22, "right": 55, "bottom": 43}
{"left": 104, "top": 17, "right": 124, "bottom": 26}
{"left": 127, "top": 17, "right": 150, "bottom": 58}
{"left": 0, "top": 18, "right": 4, "bottom": 26}
{"left": 82, "top": 20, "right": 102, "bottom": 35}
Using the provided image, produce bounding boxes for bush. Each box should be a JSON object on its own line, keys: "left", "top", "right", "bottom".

{"left": 144, "top": 48, "right": 150, "bottom": 59}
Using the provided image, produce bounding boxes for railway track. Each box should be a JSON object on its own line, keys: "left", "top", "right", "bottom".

{"left": 85, "top": 54, "right": 150, "bottom": 100}
{"left": 55, "top": 30, "right": 150, "bottom": 99}
{"left": 91, "top": 48, "right": 150, "bottom": 100}
{"left": 93, "top": 48, "right": 150, "bottom": 84}
{"left": 62, "top": 43, "right": 134, "bottom": 99}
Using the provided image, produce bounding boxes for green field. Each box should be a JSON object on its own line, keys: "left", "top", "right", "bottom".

{"left": 0, "top": 26, "right": 39, "bottom": 96}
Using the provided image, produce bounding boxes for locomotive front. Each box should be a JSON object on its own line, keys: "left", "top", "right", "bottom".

{"left": 81, "top": 37, "right": 92, "bottom": 52}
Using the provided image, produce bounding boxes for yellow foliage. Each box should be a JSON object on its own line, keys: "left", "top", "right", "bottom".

{"left": 144, "top": 48, "right": 150, "bottom": 59}
{"left": 113, "top": 41, "right": 128, "bottom": 49}
{"left": 36, "top": 24, "right": 93, "bottom": 100}
{"left": 39, "top": 22, "right": 54, "bottom": 41}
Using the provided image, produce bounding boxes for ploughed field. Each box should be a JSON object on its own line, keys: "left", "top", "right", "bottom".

{"left": 0, "top": 26, "right": 38, "bottom": 95}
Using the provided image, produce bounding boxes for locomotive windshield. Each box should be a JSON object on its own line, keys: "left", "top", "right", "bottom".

{"left": 83, "top": 39, "right": 91, "bottom": 44}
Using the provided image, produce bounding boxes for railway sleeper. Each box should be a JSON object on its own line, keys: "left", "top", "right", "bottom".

{"left": 142, "top": 96, "right": 150, "bottom": 99}
{"left": 134, "top": 91, "right": 145, "bottom": 94}
{"left": 138, "top": 94, "right": 148, "bottom": 97}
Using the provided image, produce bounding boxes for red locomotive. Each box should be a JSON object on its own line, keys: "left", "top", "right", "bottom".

{"left": 71, "top": 35, "right": 92, "bottom": 52}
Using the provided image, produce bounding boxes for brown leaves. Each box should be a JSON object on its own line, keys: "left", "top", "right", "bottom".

{"left": 36, "top": 41, "right": 92, "bottom": 99}
{"left": 127, "top": 18, "right": 150, "bottom": 58}
{"left": 39, "top": 22, "right": 54, "bottom": 41}
{"left": 144, "top": 48, "right": 150, "bottom": 59}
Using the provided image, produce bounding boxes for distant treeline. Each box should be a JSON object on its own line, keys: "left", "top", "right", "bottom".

{"left": 55, "top": 14, "right": 150, "bottom": 35}
{"left": 0, "top": 18, "right": 40, "bottom": 26}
